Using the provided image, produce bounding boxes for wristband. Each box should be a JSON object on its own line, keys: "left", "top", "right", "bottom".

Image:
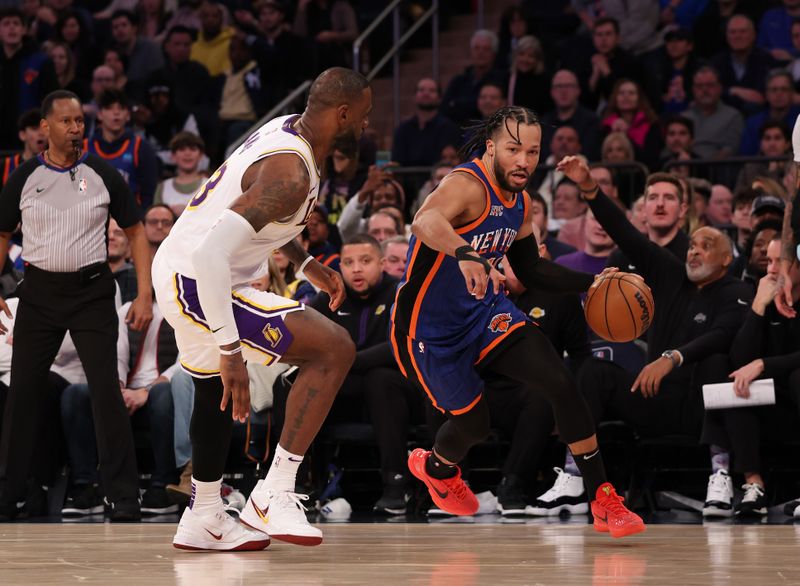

{"left": 219, "top": 345, "right": 242, "bottom": 356}
{"left": 298, "top": 255, "right": 314, "bottom": 273}
{"left": 455, "top": 245, "right": 491, "bottom": 275}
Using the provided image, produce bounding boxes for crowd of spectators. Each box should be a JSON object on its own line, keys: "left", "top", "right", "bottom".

{"left": 4, "top": 0, "right": 800, "bottom": 521}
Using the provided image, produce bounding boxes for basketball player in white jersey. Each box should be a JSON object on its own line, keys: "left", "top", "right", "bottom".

{"left": 152, "top": 68, "right": 371, "bottom": 551}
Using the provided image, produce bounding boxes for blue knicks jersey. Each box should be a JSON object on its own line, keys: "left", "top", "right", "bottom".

{"left": 85, "top": 132, "right": 142, "bottom": 199}
{"left": 392, "top": 158, "right": 529, "bottom": 349}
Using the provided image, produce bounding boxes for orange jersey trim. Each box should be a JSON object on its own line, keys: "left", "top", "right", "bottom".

{"left": 408, "top": 251, "right": 444, "bottom": 338}
{"left": 389, "top": 323, "right": 407, "bottom": 377}
{"left": 92, "top": 138, "right": 131, "bottom": 159}
{"left": 452, "top": 167, "right": 492, "bottom": 235}
{"left": 450, "top": 393, "right": 483, "bottom": 415}
{"left": 475, "top": 321, "right": 526, "bottom": 364}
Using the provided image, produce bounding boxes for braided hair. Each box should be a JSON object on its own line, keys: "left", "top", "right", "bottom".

{"left": 459, "top": 106, "right": 540, "bottom": 160}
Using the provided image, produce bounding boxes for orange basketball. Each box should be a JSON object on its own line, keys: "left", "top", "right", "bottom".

{"left": 584, "top": 272, "right": 655, "bottom": 342}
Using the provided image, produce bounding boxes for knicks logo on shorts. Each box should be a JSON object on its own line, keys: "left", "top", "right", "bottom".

{"left": 262, "top": 323, "right": 283, "bottom": 348}
{"left": 488, "top": 313, "right": 512, "bottom": 333}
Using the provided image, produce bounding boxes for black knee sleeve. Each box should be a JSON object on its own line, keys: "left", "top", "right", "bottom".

{"left": 189, "top": 376, "right": 233, "bottom": 481}
{"left": 433, "top": 397, "right": 491, "bottom": 463}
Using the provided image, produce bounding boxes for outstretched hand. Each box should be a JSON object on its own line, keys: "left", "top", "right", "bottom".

{"left": 556, "top": 156, "right": 592, "bottom": 186}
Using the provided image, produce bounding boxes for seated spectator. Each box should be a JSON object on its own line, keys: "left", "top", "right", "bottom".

{"left": 411, "top": 163, "right": 453, "bottom": 217}
{"left": 629, "top": 194, "right": 647, "bottom": 233}
{"left": 586, "top": 16, "right": 642, "bottom": 109}
{"left": 272, "top": 247, "right": 315, "bottom": 303}
{"left": 607, "top": 172, "right": 690, "bottom": 275}
{"left": 154, "top": 132, "right": 206, "bottom": 217}
{"left": 589, "top": 164, "right": 622, "bottom": 207}
{"left": 218, "top": 34, "right": 266, "bottom": 149}
{"left": 143, "top": 204, "right": 176, "bottom": 258}
{"left": 235, "top": 0, "right": 311, "bottom": 109}
{"left": 736, "top": 120, "right": 792, "bottom": 193}
{"left": 135, "top": 78, "right": 201, "bottom": 169}
{"left": 752, "top": 174, "right": 789, "bottom": 200}
{"left": 728, "top": 219, "right": 782, "bottom": 288}
{"left": 750, "top": 192, "right": 787, "bottom": 226}
{"left": 477, "top": 82, "right": 507, "bottom": 120}
{"left": 110, "top": 9, "right": 164, "bottom": 89}
{"left": 48, "top": 41, "right": 88, "bottom": 100}
{"left": 540, "top": 69, "right": 601, "bottom": 161}
{"left": 531, "top": 161, "right": 752, "bottom": 515}
{"left": 731, "top": 187, "right": 757, "bottom": 252}
{"left": 711, "top": 14, "right": 774, "bottom": 115}
{"left": 366, "top": 211, "right": 401, "bottom": 243}
{"left": 739, "top": 69, "right": 800, "bottom": 155}
{"left": 293, "top": 0, "right": 358, "bottom": 71}
{"left": 551, "top": 178, "right": 587, "bottom": 230}
{"left": 495, "top": 6, "right": 530, "bottom": 70}
{"left": 102, "top": 48, "right": 130, "bottom": 93}
{"left": 757, "top": 0, "right": 800, "bottom": 61}
{"left": 705, "top": 238, "right": 800, "bottom": 518}
{"left": 0, "top": 109, "right": 45, "bottom": 187}
{"left": 318, "top": 134, "right": 363, "bottom": 241}
{"left": 53, "top": 8, "right": 92, "bottom": 82}
{"left": 600, "top": 131, "right": 645, "bottom": 204}
{"left": 108, "top": 219, "right": 138, "bottom": 304}
{"left": 659, "top": 115, "right": 702, "bottom": 179}
{"left": 705, "top": 184, "right": 734, "bottom": 228}
{"left": 137, "top": 0, "right": 172, "bottom": 43}
{"left": 441, "top": 29, "right": 505, "bottom": 125}
{"left": 600, "top": 78, "right": 663, "bottom": 170}
{"left": 682, "top": 65, "right": 745, "bottom": 184}
{"left": 391, "top": 78, "right": 460, "bottom": 168}
{"left": 86, "top": 88, "right": 159, "bottom": 210}
{"left": 305, "top": 235, "right": 422, "bottom": 514}
{"left": 533, "top": 125, "right": 585, "bottom": 207}
{"left": 660, "top": 25, "right": 700, "bottom": 113}
{"left": 60, "top": 295, "right": 180, "bottom": 517}
{"left": 338, "top": 169, "right": 405, "bottom": 242}
{"left": 0, "top": 7, "right": 56, "bottom": 151}
{"left": 190, "top": 0, "right": 234, "bottom": 77}
{"left": 381, "top": 235, "right": 409, "bottom": 279}
{"left": 555, "top": 209, "right": 616, "bottom": 284}
{"left": 307, "top": 206, "right": 341, "bottom": 271}
{"left": 527, "top": 191, "right": 577, "bottom": 260}
{"left": 83, "top": 65, "right": 117, "bottom": 137}
{"left": 506, "top": 35, "right": 552, "bottom": 112}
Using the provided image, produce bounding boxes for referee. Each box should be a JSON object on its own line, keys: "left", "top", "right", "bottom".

{"left": 0, "top": 90, "right": 153, "bottom": 521}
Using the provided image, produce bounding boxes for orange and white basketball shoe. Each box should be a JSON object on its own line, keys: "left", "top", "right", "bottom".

{"left": 408, "top": 448, "right": 479, "bottom": 516}
{"left": 239, "top": 480, "right": 323, "bottom": 546}
{"left": 172, "top": 506, "right": 270, "bottom": 551}
{"left": 591, "top": 483, "right": 646, "bottom": 538}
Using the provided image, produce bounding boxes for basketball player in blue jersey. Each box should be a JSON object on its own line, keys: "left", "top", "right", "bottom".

{"left": 391, "top": 106, "right": 645, "bottom": 538}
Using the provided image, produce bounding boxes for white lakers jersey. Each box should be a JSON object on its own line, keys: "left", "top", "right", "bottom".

{"left": 159, "top": 114, "right": 320, "bottom": 286}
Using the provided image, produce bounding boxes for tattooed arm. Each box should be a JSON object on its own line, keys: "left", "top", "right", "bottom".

{"left": 278, "top": 237, "right": 347, "bottom": 310}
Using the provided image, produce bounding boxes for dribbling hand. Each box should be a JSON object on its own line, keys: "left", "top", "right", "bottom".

{"left": 220, "top": 353, "right": 251, "bottom": 422}
{"left": 458, "top": 257, "right": 504, "bottom": 300}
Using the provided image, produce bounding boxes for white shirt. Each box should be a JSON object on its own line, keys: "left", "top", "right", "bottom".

{"left": 117, "top": 301, "right": 179, "bottom": 389}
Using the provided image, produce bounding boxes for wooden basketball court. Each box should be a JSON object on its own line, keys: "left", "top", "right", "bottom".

{"left": 1, "top": 521, "right": 798, "bottom": 584}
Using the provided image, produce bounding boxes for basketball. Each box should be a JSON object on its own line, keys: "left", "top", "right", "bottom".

{"left": 584, "top": 272, "right": 655, "bottom": 342}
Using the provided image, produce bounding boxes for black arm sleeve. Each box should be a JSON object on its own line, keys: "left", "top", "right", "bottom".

{"left": 763, "top": 351, "right": 800, "bottom": 379}
{"left": 729, "top": 309, "right": 767, "bottom": 368}
{"left": 506, "top": 235, "right": 594, "bottom": 293}
{"left": 86, "top": 154, "right": 141, "bottom": 228}
{"left": 0, "top": 158, "right": 37, "bottom": 232}
{"left": 587, "top": 189, "right": 682, "bottom": 288}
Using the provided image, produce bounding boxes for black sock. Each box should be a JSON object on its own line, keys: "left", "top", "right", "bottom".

{"left": 572, "top": 448, "right": 607, "bottom": 499}
{"left": 425, "top": 451, "right": 458, "bottom": 480}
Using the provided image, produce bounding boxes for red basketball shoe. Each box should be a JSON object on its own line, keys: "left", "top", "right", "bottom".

{"left": 591, "top": 483, "right": 646, "bottom": 538}
{"left": 408, "top": 448, "right": 478, "bottom": 516}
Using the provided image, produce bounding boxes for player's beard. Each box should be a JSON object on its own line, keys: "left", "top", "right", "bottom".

{"left": 493, "top": 157, "right": 527, "bottom": 193}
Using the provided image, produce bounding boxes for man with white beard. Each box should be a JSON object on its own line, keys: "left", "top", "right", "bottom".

{"left": 529, "top": 158, "right": 754, "bottom": 518}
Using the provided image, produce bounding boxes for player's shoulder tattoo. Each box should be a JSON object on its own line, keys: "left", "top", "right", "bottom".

{"left": 234, "top": 155, "right": 310, "bottom": 232}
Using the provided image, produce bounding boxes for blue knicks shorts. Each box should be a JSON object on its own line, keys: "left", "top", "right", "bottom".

{"left": 390, "top": 297, "right": 529, "bottom": 414}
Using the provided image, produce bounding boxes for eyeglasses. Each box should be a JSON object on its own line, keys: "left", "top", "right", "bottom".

{"left": 145, "top": 218, "right": 173, "bottom": 227}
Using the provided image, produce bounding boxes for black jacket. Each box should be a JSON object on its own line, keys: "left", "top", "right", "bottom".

{"left": 310, "top": 273, "right": 399, "bottom": 373}
{"left": 730, "top": 301, "right": 800, "bottom": 381}
{"left": 588, "top": 189, "right": 752, "bottom": 383}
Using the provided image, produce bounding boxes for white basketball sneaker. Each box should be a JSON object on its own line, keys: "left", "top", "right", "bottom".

{"left": 702, "top": 469, "right": 734, "bottom": 518}
{"left": 240, "top": 480, "right": 323, "bottom": 546}
{"left": 525, "top": 468, "right": 589, "bottom": 516}
{"left": 173, "top": 506, "right": 270, "bottom": 551}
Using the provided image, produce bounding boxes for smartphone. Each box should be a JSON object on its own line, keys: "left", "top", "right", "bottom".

{"left": 376, "top": 150, "right": 391, "bottom": 169}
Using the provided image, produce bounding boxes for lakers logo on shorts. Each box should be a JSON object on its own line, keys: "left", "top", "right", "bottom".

{"left": 488, "top": 313, "right": 512, "bottom": 333}
{"left": 262, "top": 323, "right": 283, "bottom": 348}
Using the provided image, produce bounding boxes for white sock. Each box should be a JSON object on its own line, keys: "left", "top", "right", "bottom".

{"left": 263, "top": 444, "right": 303, "bottom": 493}
{"left": 190, "top": 477, "right": 223, "bottom": 516}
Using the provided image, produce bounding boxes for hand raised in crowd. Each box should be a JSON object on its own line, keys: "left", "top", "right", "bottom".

{"left": 358, "top": 164, "right": 395, "bottom": 203}
{"left": 219, "top": 351, "right": 251, "bottom": 422}
{"left": 631, "top": 356, "right": 675, "bottom": 398}
{"left": 305, "top": 260, "right": 346, "bottom": 310}
{"left": 591, "top": 53, "right": 610, "bottom": 77}
{"left": 556, "top": 155, "right": 592, "bottom": 187}
{"left": 728, "top": 359, "right": 764, "bottom": 399}
{"left": 0, "top": 297, "right": 12, "bottom": 335}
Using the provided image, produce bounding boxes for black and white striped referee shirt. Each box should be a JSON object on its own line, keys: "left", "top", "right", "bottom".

{"left": 0, "top": 152, "right": 141, "bottom": 272}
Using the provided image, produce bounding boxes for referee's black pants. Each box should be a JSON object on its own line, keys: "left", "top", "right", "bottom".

{"left": 0, "top": 264, "right": 139, "bottom": 506}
